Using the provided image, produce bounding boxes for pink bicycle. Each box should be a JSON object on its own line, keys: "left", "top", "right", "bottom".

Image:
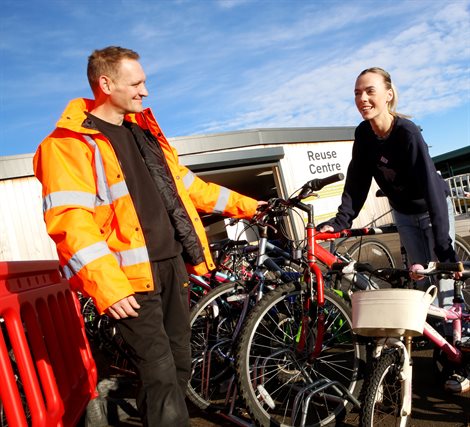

{"left": 335, "top": 260, "right": 470, "bottom": 426}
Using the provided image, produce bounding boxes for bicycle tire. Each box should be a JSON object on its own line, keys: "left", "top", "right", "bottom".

{"left": 454, "top": 234, "right": 470, "bottom": 299}
{"left": 80, "top": 295, "right": 100, "bottom": 339}
{"left": 360, "top": 349, "right": 409, "bottom": 427}
{"left": 454, "top": 234, "right": 470, "bottom": 261}
{"left": 235, "top": 282, "right": 365, "bottom": 427}
{"left": 348, "top": 238, "right": 396, "bottom": 269}
{"left": 187, "top": 280, "right": 250, "bottom": 410}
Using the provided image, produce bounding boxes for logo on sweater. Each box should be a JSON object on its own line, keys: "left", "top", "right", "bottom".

{"left": 380, "top": 156, "right": 388, "bottom": 164}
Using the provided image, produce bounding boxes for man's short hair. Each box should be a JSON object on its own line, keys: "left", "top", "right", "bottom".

{"left": 87, "top": 46, "right": 140, "bottom": 95}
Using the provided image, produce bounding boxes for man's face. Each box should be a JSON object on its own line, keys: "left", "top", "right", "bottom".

{"left": 108, "top": 59, "right": 148, "bottom": 114}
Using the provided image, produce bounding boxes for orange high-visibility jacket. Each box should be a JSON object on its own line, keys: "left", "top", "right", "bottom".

{"left": 34, "top": 98, "right": 258, "bottom": 313}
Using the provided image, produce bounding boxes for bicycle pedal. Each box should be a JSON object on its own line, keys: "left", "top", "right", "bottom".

{"left": 226, "top": 293, "right": 248, "bottom": 302}
{"left": 458, "top": 337, "right": 470, "bottom": 353}
{"left": 413, "top": 338, "right": 429, "bottom": 349}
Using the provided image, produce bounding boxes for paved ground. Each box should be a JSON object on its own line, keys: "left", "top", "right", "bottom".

{"left": 85, "top": 229, "right": 470, "bottom": 426}
{"left": 86, "top": 340, "right": 469, "bottom": 427}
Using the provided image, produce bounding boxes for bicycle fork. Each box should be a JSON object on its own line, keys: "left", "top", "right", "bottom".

{"left": 374, "top": 336, "right": 413, "bottom": 423}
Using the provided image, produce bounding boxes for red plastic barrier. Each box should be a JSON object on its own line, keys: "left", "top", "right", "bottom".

{"left": 0, "top": 261, "right": 98, "bottom": 426}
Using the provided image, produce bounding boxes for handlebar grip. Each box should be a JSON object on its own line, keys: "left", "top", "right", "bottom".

{"left": 263, "top": 258, "right": 293, "bottom": 283}
{"left": 330, "top": 262, "right": 345, "bottom": 271}
{"left": 242, "top": 244, "right": 259, "bottom": 254}
{"left": 433, "top": 261, "right": 464, "bottom": 272}
{"left": 330, "top": 261, "right": 374, "bottom": 273}
{"left": 354, "top": 262, "right": 375, "bottom": 273}
{"left": 308, "top": 173, "right": 345, "bottom": 192}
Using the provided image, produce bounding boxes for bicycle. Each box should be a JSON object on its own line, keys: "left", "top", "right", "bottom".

{"left": 187, "top": 209, "right": 306, "bottom": 415}
{"left": 373, "top": 189, "right": 470, "bottom": 284}
{"left": 231, "top": 173, "right": 377, "bottom": 427}
{"left": 189, "top": 174, "right": 414, "bottom": 425}
{"left": 337, "top": 260, "right": 470, "bottom": 427}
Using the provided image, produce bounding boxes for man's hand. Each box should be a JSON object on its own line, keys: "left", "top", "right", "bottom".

{"left": 107, "top": 295, "right": 141, "bottom": 319}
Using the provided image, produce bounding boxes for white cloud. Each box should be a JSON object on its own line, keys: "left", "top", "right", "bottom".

{"left": 193, "top": 0, "right": 470, "bottom": 133}
{"left": 1, "top": 0, "right": 469, "bottom": 155}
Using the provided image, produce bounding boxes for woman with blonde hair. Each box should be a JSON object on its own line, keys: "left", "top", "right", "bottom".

{"left": 318, "top": 67, "right": 467, "bottom": 393}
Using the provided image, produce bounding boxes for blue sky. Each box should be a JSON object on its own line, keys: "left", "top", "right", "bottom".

{"left": 1, "top": 0, "right": 469, "bottom": 157}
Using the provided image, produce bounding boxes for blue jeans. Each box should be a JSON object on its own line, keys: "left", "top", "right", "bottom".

{"left": 392, "top": 197, "right": 456, "bottom": 309}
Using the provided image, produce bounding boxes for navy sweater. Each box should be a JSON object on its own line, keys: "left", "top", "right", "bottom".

{"left": 328, "top": 116, "right": 456, "bottom": 262}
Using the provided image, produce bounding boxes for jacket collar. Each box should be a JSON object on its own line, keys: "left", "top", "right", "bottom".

{"left": 55, "top": 98, "right": 157, "bottom": 135}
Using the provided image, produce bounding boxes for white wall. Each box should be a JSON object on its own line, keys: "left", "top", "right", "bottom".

{"left": 0, "top": 139, "right": 394, "bottom": 262}
{"left": 278, "top": 141, "right": 393, "bottom": 228}
{"left": 0, "top": 176, "right": 58, "bottom": 261}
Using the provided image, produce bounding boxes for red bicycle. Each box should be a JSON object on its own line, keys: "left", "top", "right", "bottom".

{"left": 234, "top": 173, "right": 375, "bottom": 427}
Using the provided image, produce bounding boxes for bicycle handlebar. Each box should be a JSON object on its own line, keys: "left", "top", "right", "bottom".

{"left": 253, "top": 173, "right": 345, "bottom": 224}
{"left": 330, "top": 260, "right": 469, "bottom": 282}
{"left": 209, "top": 238, "right": 248, "bottom": 252}
{"left": 413, "top": 261, "right": 464, "bottom": 275}
{"left": 298, "top": 173, "right": 344, "bottom": 200}
{"left": 316, "top": 225, "right": 398, "bottom": 240}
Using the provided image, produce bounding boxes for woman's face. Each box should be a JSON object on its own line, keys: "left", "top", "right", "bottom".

{"left": 354, "top": 72, "right": 393, "bottom": 122}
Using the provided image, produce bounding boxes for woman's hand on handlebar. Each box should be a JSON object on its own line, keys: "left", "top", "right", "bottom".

{"left": 409, "top": 264, "right": 425, "bottom": 281}
{"left": 410, "top": 263, "right": 463, "bottom": 281}
{"left": 317, "top": 224, "right": 335, "bottom": 233}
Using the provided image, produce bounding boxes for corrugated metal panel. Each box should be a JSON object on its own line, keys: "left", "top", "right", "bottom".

{"left": 0, "top": 177, "right": 58, "bottom": 261}
{"left": 0, "top": 127, "right": 354, "bottom": 179}
{"left": 183, "top": 146, "right": 285, "bottom": 171}
{"left": 0, "top": 154, "right": 34, "bottom": 180}
{"left": 432, "top": 146, "right": 470, "bottom": 163}
{"left": 171, "top": 127, "right": 356, "bottom": 155}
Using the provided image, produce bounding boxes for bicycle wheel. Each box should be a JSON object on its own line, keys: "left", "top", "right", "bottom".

{"left": 187, "top": 280, "right": 250, "bottom": 410}
{"left": 79, "top": 295, "right": 100, "bottom": 339}
{"left": 189, "top": 274, "right": 213, "bottom": 308}
{"left": 347, "top": 239, "right": 396, "bottom": 290}
{"left": 235, "top": 282, "right": 365, "bottom": 427}
{"left": 348, "top": 238, "right": 396, "bottom": 269}
{"left": 360, "top": 349, "right": 409, "bottom": 427}
{"left": 455, "top": 234, "right": 470, "bottom": 292}
{"left": 454, "top": 234, "right": 470, "bottom": 261}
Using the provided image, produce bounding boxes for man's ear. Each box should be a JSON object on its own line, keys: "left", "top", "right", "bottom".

{"left": 98, "top": 75, "right": 113, "bottom": 95}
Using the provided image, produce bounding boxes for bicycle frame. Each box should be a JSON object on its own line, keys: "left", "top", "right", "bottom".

{"left": 293, "top": 200, "right": 332, "bottom": 361}
{"left": 265, "top": 203, "right": 397, "bottom": 361}
{"left": 314, "top": 225, "right": 398, "bottom": 265}
{"left": 425, "top": 302, "right": 470, "bottom": 364}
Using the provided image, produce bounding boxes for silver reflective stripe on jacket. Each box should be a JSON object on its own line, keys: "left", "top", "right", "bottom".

{"left": 43, "top": 191, "right": 95, "bottom": 211}
{"left": 213, "top": 187, "right": 230, "bottom": 214}
{"left": 183, "top": 170, "right": 195, "bottom": 189}
{"left": 113, "top": 247, "right": 150, "bottom": 267}
{"left": 62, "top": 241, "right": 111, "bottom": 279}
{"left": 83, "top": 135, "right": 114, "bottom": 205}
{"left": 183, "top": 170, "right": 230, "bottom": 214}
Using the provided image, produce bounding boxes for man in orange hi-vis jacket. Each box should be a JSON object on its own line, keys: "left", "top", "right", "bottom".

{"left": 34, "top": 46, "right": 263, "bottom": 426}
